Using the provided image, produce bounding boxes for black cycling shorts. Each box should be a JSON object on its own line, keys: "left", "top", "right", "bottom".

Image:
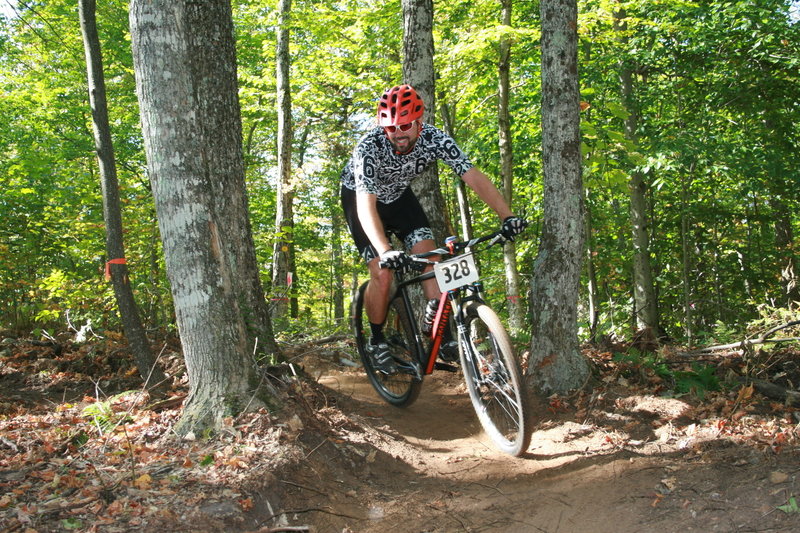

{"left": 340, "top": 185, "right": 435, "bottom": 263}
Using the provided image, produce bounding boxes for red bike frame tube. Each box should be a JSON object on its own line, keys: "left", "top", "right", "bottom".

{"left": 424, "top": 291, "right": 451, "bottom": 374}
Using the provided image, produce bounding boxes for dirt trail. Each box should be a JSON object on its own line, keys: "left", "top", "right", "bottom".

{"left": 1, "top": 337, "right": 798, "bottom": 533}
{"left": 279, "top": 363, "right": 800, "bottom": 533}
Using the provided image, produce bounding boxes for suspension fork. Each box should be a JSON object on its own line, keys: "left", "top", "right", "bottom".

{"left": 450, "top": 283, "right": 487, "bottom": 371}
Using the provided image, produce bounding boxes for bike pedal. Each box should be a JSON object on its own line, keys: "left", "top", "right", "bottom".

{"left": 434, "top": 362, "right": 458, "bottom": 373}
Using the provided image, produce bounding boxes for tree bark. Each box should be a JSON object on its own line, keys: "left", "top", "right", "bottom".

{"left": 498, "top": 0, "right": 524, "bottom": 333}
{"left": 584, "top": 191, "right": 600, "bottom": 342}
{"left": 403, "top": 0, "right": 448, "bottom": 244}
{"left": 680, "top": 169, "right": 694, "bottom": 344}
{"left": 771, "top": 197, "right": 799, "bottom": 304}
{"left": 527, "top": 0, "right": 590, "bottom": 394}
{"left": 271, "top": 0, "right": 295, "bottom": 322}
{"left": 130, "top": 0, "right": 278, "bottom": 435}
{"left": 78, "top": 0, "right": 168, "bottom": 395}
{"left": 440, "top": 101, "right": 474, "bottom": 241}
{"left": 614, "top": 7, "right": 660, "bottom": 333}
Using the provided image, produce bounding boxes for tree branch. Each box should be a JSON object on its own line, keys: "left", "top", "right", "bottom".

{"left": 679, "top": 321, "right": 800, "bottom": 356}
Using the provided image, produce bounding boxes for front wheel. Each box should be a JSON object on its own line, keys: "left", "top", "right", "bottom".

{"left": 352, "top": 281, "right": 422, "bottom": 407}
{"left": 459, "top": 302, "right": 531, "bottom": 456}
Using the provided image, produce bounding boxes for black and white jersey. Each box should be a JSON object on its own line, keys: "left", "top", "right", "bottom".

{"left": 340, "top": 124, "right": 473, "bottom": 204}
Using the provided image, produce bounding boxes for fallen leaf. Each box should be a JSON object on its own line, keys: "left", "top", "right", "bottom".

{"left": 651, "top": 493, "right": 664, "bottom": 507}
{"left": 133, "top": 474, "right": 152, "bottom": 490}
{"left": 770, "top": 471, "right": 789, "bottom": 484}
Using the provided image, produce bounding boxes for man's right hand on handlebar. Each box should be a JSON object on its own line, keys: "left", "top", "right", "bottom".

{"left": 379, "top": 249, "right": 413, "bottom": 273}
{"left": 500, "top": 216, "right": 528, "bottom": 242}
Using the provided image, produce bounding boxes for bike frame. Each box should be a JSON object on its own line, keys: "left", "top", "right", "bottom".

{"left": 389, "top": 233, "right": 499, "bottom": 379}
{"left": 361, "top": 230, "right": 531, "bottom": 456}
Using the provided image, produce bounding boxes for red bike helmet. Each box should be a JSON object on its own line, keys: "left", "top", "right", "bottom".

{"left": 377, "top": 84, "right": 424, "bottom": 127}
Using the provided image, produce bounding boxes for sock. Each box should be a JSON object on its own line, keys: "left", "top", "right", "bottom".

{"left": 369, "top": 322, "right": 385, "bottom": 344}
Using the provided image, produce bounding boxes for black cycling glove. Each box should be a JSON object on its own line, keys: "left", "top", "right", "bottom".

{"left": 379, "top": 250, "right": 413, "bottom": 273}
{"left": 500, "top": 216, "right": 528, "bottom": 242}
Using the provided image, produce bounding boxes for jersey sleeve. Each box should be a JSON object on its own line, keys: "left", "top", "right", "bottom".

{"left": 431, "top": 128, "right": 474, "bottom": 177}
{"left": 351, "top": 137, "right": 379, "bottom": 195}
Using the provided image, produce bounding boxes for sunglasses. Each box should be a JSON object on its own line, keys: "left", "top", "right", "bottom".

{"left": 384, "top": 122, "right": 416, "bottom": 133}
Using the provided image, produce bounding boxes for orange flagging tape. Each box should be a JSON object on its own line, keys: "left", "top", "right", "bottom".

{"left": 104, "top": 258, "right": 127, "bottom": 281}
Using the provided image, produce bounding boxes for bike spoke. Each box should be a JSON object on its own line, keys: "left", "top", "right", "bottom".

{"left": 352, "top": 282, "right": 422, "bottom": 407}
{"left": 459, "top": 302, "right": 531, "bottom": 456}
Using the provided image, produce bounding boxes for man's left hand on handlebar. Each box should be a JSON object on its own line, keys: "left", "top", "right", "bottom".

{"left": 500, "top": 216, "right": 528, "bottom": 242}
{"left": 378, "top": 249, "right": 414, "bottom": 273}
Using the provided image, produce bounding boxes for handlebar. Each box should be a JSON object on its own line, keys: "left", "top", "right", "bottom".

{"left": 412, "top": 231, "right": 505, "bottom": 261}
{"left": 378, "top": 231, "right": 506, "bottom": 271}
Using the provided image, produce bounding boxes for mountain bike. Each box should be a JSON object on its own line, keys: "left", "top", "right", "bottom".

{"left": 351, "top": 232, "right": 531, "bottom": 457}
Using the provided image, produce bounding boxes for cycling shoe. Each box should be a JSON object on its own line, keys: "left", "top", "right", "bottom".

{"left": 366, "top": 341, "right": 398, "bottom": 374}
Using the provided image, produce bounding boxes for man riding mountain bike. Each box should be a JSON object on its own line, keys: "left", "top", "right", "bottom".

{"left": 340, "top": 84, "right": 527, "bottom": 374}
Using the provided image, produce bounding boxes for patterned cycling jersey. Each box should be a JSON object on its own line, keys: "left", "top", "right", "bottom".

{"left": 340, "top": 124, "right": 473, "bottom": 204}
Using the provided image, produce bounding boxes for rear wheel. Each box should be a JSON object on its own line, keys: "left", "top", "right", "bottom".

{"left": 459, "top": 302, "right": 531, "bottom": 456}
{"left": 352, "top": 281, "right": 422, "bottom": 407}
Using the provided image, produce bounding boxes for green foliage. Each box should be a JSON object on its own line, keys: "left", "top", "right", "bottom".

{"left": 70, "top": 430, "right": 90, "bottom": 448}
{"left": 613, "top": 348, "right": 671, "bottom": 380}
{"left": 613, "top": 348, "right": 720, "bottom": 399}
{"left": 0, "top": 0, "right": 169, "bottom": 333}
{"left": 81, "top": 393, "right": 136, "bottom": 434}
{"left": 747, "top": 302, "right": 800, "bottom": 340}
{"left": 673, "top": 364, "right": 720, "bottom": 400}
{"left": 694, "top": 320, "right": 741, "bottom": 347}
{"left": 0, "top": 0, "right": 797, "bottom": 354}
{"left": 60, "top": 518, "right": 83, "bottom": 530}
{"left": 578, "top": 0, "right": 800, "bottom": 342}
{"left": 81, "top": 401, "right": 116, "bottom": 433}
{"left": 778, "top": 496, "right": 800, "bottom": 514}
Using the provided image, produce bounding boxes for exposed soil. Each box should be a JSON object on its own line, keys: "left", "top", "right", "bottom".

{"left": 1, "top": 335, "right": 800, "bottom": 532}
{"left": 284, "top": 350, "right": 800, "bottom": 533}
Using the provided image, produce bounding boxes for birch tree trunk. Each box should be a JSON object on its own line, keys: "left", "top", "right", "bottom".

{"left": 498, "top": 0, "right": 524, "bottom": 333}
{"left": 527, "top": 0, "right": 590, "bottom": 393}
{"left": 271, "top": 0, "right": 295, "bottom": 322}
{"left": 79, "top": 0, "right": 167, "bottom": 395}
{"left": 130, "top": 0, "right": 278, "bottom": 435}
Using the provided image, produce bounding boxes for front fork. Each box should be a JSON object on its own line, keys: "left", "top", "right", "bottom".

{"left": 451, "top": 282, "right": 486, "bottom": 378}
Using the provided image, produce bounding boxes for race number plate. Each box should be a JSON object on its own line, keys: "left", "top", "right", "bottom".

{"left": 434, "top": 254, "right": 479, "bottom": 292}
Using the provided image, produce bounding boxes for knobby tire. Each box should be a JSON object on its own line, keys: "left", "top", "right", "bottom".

{"left": 352, "top": 281, "right": 422, "bottom": 407}
{"left": 459, "top": 302, "right": 531, "bottom": 456}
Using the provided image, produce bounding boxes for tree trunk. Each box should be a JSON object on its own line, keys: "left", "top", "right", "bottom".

{"left": 527, "top": 0, "right": 590, "bottom": 394}
{"left": 403, "top": 0, "right": 448, "bottom": 244}
{"left": 78, "top": 0, "right": 168, "bottom": 395}
{"left": 680, "top": 169, "right": 694, "bottom": 344}
{"left": 614, "top": 7, "right": 660, "bottom": 334}
{"left": 331, "top": 203, "right": 345, "bottom": 324}
{"left": 584, "top": 191, "right": 600, "bottom": 342}
{"left": 271, "top": 0, "right": 295, "bottom": 323}
{"left": 130, "top": 0, "right": 278, "bottom": 435}
{"left": 192, "top": 9, "right": 281, "bottom": 360}
{"left": 332, "top": 111, "right": 353, "bottom": 325}
{"left": 772, "top": 197, "right": 800, "bottom": 304}
{"left": 498, "top": 0, "right": 524, "bottom": 333}
{"left": 440, "top": 101, "right": 474, "bottom": 241}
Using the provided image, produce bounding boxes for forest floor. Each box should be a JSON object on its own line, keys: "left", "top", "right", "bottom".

{"left": 1, "top": 331, "right": 800, "bottom": 532}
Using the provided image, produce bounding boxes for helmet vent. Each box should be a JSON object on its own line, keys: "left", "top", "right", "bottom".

{"left": 376, "top": 84, "right": 424, "bottom": 127}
